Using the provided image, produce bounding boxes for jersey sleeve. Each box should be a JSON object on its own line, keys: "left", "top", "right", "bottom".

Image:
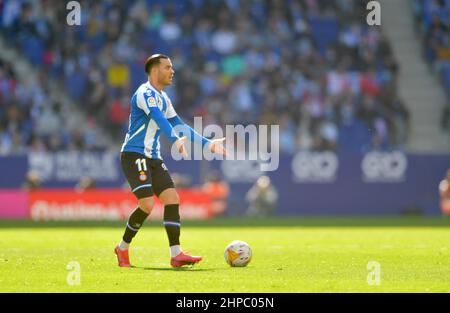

{"left": 137, "top": 89, "right": 157, "bottom": 114}
{"left": 168, "top": 115, "right": 211, "bottom": 147}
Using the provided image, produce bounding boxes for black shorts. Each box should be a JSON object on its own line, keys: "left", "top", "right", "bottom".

{"left": 120, "top": 152, "right": 175, "bottom": 199}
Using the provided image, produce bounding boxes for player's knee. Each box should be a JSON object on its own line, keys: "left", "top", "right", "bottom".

{"left": 138, "top": 197, "right": 154, "bottom": 214}
{"left": 168, "top": 191, "right": 180, "bottom": 205}
{"left": 161, "top": 189, "right": 180, "bottom": 205}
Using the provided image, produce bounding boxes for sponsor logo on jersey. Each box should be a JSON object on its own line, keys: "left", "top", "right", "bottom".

{"left": 147, "top": 96, "right": 157, "bottom": 107}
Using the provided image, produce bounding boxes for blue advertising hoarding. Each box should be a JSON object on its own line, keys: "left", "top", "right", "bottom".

{"left": 0, "top": 151, "right": 448, "bottom": 215}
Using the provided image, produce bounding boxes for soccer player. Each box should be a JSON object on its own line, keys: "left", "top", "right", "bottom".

{"left": 114, "top": 54, "right": 227, "bottom": 267}
{"left": 439, "top": 169, "right": 450, "bottom": 215}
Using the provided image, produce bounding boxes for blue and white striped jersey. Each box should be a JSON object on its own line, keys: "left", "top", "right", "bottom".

{"left": 121, "top": 82, "right": 178, "bottom": 159}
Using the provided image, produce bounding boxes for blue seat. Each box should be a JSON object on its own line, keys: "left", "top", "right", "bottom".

{"left": 308, "top": 17, "right": 339, "bottom": 56}
{"left": 65, "top": 73, "right": 87, "bottom": 101}
{"left": 21, "top": 36, "right": 44, "bottom": 66}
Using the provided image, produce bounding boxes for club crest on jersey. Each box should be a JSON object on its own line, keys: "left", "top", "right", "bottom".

{"left": 139, "top": 171, "right": 147, "bottom": 181}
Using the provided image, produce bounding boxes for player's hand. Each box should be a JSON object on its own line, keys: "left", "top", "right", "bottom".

{"left": 175, "top": 136, "right": 188, "bottom": 158}
{"left": 209, "top": 137, "right": 228, "bottom": 156}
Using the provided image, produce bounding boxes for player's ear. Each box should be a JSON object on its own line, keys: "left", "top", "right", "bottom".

{"left": 151, "top": 66, "right": 158, "bottom": 77}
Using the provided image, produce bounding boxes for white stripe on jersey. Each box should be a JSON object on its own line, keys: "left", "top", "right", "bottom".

{"left": 144, "top": 119, "right": 161, "bottom": 159}
{"left": 128, "top": 124, "right": 145, "bottom": 141}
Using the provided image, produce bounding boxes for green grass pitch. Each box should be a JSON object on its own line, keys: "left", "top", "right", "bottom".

{"left": 0, "top": 217, "right": 449, "bottom": 292}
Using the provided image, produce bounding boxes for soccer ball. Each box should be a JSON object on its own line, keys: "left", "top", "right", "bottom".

{"left": 224, "top": 240, "right": 252, "bottom": 267}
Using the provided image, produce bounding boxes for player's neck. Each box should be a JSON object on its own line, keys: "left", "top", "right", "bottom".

{"left": 148, "top": 78, "right": 163, "bottom": 93}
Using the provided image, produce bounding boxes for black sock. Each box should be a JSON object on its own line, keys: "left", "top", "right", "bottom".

{"left": 122, "top": 207, "right": 149, "bottom": 243}
{"left": 163, "top": 204, "right": 180, "bottom": 246}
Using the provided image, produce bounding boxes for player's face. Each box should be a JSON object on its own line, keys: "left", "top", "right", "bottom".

{"left": 158, "top": 58, "right": 175, "bottom": 86}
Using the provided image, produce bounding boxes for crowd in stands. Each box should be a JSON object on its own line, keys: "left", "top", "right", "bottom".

{"left": 412, "top": 0, "right": 450, "bottom": 132}
{"left": 0, "top": 0, "right": 410, "bottom": 155}
{"left": 0, "top": 57, "right": 104, "bottom": 155}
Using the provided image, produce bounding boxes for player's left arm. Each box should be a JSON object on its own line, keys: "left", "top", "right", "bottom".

{"left": 165, "top": 99, "right": 227, "bottom": 156}
{"left": 167, "top": 114, "right": 210, "bottom": 147}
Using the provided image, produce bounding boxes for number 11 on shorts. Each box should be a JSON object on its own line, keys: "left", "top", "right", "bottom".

{"left": 135, "top": 158, "right": 147, "bottom": 172}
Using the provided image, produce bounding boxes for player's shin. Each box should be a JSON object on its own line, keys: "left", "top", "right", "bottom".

{"left": 119, "top": 207, "right": 149, "bottom": 250}
{"left": 163, "top": 204, "right": 181, "bottom": 257}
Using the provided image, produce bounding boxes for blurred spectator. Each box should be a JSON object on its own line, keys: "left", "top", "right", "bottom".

{"left": 246, "top": 175, "right": 278, "bottom": 217}
{"left": 159, "top": 16, "right": 182, "bottom": 42}
{"left": 211, "top": 25, "right": 238, "bottom": 55}
{"left": 75, "top": 176, "right": 96, "bottom": 192}
{"left": 107, "top": 59, "right": 130, "bottom": 89}
{"left": 171, "top": 172, "right": 192, "bottom": 188}
{"left": 22, "top": 170, "right": 41, "bottom": 190}
{"left": 108, "top": 93, "right": 130, "bottom": 140}
{"left": 315, "top": 118, "right": 339, "bottom": 151}
{"left": 202, "top": 170, "right": 230, "bottom": 216}
{"left": 439, "top": 169, "right": 450, "bottom": 215}
{"left": 442, "top": 100, "right": 450, "bottom": 130}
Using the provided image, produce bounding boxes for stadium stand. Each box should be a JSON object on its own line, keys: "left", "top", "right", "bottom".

{"left": 0, "top": 0, "right": 410, "bottom": 154}
{"left": 0, "top": 55, "right": 106, "bottom": 154}
{"left": 412, "top": 0, "right": 450, "bottom": 131}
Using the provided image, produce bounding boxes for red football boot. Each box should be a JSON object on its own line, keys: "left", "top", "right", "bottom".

{"left": 170, "top": 251, "right": 202, "bottom": 268}
{"left": 114, "top": 246, "right": 131, "bottom": 267}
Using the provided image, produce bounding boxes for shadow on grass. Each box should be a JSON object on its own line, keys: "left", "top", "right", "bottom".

{"left": 132, "top": 265, "right": 225, "bottom": 272}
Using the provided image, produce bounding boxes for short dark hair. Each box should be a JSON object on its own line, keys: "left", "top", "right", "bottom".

{"left": 144, "top": 54, "right": 169, "bottom": 74}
